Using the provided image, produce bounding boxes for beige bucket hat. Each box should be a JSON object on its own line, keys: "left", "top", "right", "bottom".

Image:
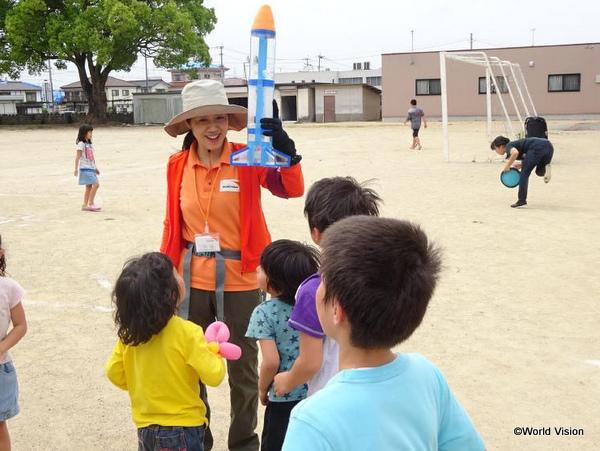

{"left": 164, "top": 79, "right": 248, "bottom": 137}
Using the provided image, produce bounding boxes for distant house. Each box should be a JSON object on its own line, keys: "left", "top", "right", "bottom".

{"left": 0, "top": 81, "right": 43, "bottom": 114}
{"left": 168, "top": 63, "right": 229, "bottom": 91}
{"left": 128, "top": 78, "right": 171, "bottom": 94}
{"left": 60, "top": 76, "right": 170, "bottom": 113}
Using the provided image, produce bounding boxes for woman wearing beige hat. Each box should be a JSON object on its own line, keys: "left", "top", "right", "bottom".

{"left": 161, "top": 79, "right": 303, "bottom": 451}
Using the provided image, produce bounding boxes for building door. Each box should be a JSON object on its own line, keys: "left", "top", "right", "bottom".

{"left": 324, "top": 95, "right": 335, "bottom": 122}
{"left": 281, "top": 95, "right": 297, "bottom": 121}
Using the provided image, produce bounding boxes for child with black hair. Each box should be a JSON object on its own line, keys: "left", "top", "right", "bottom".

{"left": 282, "top": 216, "right": 484, "bottom": 451}
{"left": 491, "top": 135, "right": 554, "bottom": 208}
{"left": 74, "top": 124, "right": 101, "bottom": 211}
{"left": 405, "top": 98, "right": 427, "bottom": 150}
{"left": 106, "top": 252, "right": 227, "bottom": 451}
{"left": 245, "top": 240, "right": 319, "bottom": 451}
{"left": 0, "top": 235, "right": 27, "bottom": 451}
{"left": 273, "top": 177, "right": 381, "bottom": 398}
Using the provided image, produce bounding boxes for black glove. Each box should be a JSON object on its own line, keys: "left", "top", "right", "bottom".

{"left": 260, "top": 101, "right": 302, "bottom": 165}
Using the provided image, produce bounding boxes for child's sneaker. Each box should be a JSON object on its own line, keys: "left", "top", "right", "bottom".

{"left": 544, "top": 165, "right": 552, "bottom": 183}
{"left": 86, "top": 204, "right": 102, "bottom": 212}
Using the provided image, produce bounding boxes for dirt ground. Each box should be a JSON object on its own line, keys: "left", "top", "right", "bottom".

{"left": 1, "top": 120, "right": 599, "bottom": 450}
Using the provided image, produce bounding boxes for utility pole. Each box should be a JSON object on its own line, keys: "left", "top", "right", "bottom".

{"left": 302, "top": 57, "right": 312, "bottom": 71}
{"left": 218, "top": 45, "right": 224, "bottom": 81}
{"left": 470, "top": 33, "right": 473, "bottom": 50}
{"left": 47, "top": 59, "right": 54, "bottom": 110}
{"left": 411, "top": 30, "right": 414, "bottom": 52}
{"left": 144, "top": 53, "right": 149, "bottom": 92}
{"left": 530, "top": 28, "right": 536, "bottom": 46}
{"left": 317, "top": 54, "right": 324, "bottom": 71}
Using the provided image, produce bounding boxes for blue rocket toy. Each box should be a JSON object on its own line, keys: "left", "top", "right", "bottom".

{"left": 231, "top": 4, "right": 291, "bottom": 167}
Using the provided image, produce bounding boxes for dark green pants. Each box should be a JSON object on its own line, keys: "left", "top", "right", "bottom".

{"left": 189, "top": 288, "right": 260, "bottom": 451}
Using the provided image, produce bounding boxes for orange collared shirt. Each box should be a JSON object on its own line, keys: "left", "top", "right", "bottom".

{"left": 179, "top": 140, "right": 257, "bottom": 291}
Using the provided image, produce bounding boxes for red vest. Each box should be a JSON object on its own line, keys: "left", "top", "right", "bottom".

{"left": 160, "top": 143, "right": 304, "bottom": 273}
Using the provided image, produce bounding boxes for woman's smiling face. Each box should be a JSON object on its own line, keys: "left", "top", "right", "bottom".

{"left": 188, "top": 114, "right": 229, "bottom": 152}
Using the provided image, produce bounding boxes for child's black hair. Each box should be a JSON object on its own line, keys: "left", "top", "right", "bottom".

{"left": 410, "top": 99, "right": 417, "bottom": 106}
{"left": 112, "top": 252, "right": 180, "bottom": 346}
{"left": 490, "top": 136, "right": 510, "bottom": 150}
{"left": 0, "top": 234, "right": 6, "bottom": 277}
{"left": 260, "top": 239, "right": 320, "bottom": 305}
{"left": 320, "top": 216, "right": 442, "bottom": 349}
{"left": 76, "top": 124, "right": 94, "bottom": 144}
{"left": 304, "top": 177, "right": 382, "bottom": 233}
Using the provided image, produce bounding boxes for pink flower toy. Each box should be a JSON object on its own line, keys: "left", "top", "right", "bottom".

{"left": 205, "top": 321, "right": 242, "bottom": 361}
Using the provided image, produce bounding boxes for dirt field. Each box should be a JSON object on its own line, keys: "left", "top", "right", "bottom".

{"left": 1, "top": 120, "right": 599, "bottom": 450}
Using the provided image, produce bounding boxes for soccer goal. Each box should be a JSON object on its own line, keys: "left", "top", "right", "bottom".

{"left": 439, "top": 51, "right": 538, "bottom": 161}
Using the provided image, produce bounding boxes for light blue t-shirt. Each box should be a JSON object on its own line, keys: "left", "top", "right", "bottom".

{"left": 246, "top": 298, "right": 308, "bottom": 402}
{"left": 282, "top": 353, "right": 485, "bottom": 451}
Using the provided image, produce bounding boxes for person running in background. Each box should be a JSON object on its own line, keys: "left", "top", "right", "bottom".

{"left": 405, "top": 99, "right": 427, "bottom": 150}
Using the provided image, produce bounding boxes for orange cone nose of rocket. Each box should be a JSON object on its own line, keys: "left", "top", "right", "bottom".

{"left": 251, "top": 5, "right": 275, "bottom": 32}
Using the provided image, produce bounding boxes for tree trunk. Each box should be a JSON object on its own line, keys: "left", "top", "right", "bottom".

{"left": 74, "top": 54, "right": 109, "bottom": 123}
{"left": 86, "top": 79, "right": 108, "bottom": 123}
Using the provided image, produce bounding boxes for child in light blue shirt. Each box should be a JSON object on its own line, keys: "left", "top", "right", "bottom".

{"left": 246, "top": 239, "right": 319, "bottom": 451}
{"left": 283, "top": 217, "right": 485, "bottom": 451}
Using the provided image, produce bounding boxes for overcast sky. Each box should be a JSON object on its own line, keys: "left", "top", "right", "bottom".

{"left": 18, "top": 0, "right": 600, "bottom": 88}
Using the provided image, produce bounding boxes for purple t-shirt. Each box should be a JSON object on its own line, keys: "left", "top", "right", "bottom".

{"left": 288, "top": 273, "right": 323, "bottom": 338}
{"left": 288, "top": 273, "right": 339, "bottom": 395}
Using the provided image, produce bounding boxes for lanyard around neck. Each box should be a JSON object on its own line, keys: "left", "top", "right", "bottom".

{"left": 192, "top": 156, "right": 223, "bottom": 233}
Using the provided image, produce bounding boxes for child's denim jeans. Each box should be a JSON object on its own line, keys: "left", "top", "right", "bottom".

{"left": 137, "top": 425, "right": 205, "bottom": 451}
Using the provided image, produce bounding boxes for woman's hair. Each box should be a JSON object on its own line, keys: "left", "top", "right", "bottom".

{"left": 260, "top": 240, "right": 320, "bottom": 305}
{"left": 76, "top": 124, "right": 94, "bottom": 144}
{"left": 113, "top": 252, "right": 180, "bottom": 346}
{"left": 490, "top": 136, "right": 510, "bottom": 150}
{"left": 0, "top": 234, "right": 6, "bottom": 277}
{"left": 181, "top": 131, "right": 196, "bottom": 150}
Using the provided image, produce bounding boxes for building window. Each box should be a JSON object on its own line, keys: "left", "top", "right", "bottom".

{"left": 339, "top": 77, "right": 362, "bottom": 84}
{"left": 478, "top": 76, "right": 508, "bottom": 94}
{"left": 172, "top": 73, "right": 185, "bottom": 82}
{"left": 353, "top": 62, "right": 362, "bottom": 70}
{"left": 204, "top": 74, "right": 211, "bottom": 79}
{"left": 112, "top": 89, "right": 119, "bottom": 97}
{"left": 416, "top": 79, "right": 441, "bottom": 95}
{"left": 366, "top": 76, "right": 381, "bottom": 86}
{"left": 548, "top": 74, "right": 581, "bottom": 92}
{"left": 122, "top": 89, "right": 130, "bottom": 96}
{"left": 363, "top": 62, "right": 370, "bottom": 70}
{"left": 25, "top": 92, "right": 36, "bottom": 102}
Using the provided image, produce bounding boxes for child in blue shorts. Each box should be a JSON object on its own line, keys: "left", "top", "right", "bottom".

{"left": 283, "top": 217, "right": 485, "bottom": 451}
{"left": 74, "top": 124, "right": 101, "bottom": 211}
{"left": 0, "top": 235, "right": 28, "bottom": 450}
{"left": 246, "top": 240, "right": 319, "bottom": 451}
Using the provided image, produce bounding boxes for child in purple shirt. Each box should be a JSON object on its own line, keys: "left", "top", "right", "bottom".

{"left": 273, "top": 177, "right": 382, "bottom": 397}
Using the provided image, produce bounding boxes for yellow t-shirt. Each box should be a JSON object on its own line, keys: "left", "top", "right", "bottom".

{"left": 105, "top": 316, "right": 226, "bottom": 428}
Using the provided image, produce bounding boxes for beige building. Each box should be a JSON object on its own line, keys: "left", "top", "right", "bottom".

{"left": 382, "top": 43, "right": 600, "bottom": 120}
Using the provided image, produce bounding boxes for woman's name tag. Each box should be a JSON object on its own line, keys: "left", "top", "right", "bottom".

{"left": 195, "top": 233, "right": 221, "bottom": 254}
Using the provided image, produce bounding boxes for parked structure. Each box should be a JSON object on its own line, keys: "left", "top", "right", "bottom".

{"left": 134, "top": 81, "right": 381, "bottom": 125}
{"left": 0, "top": 81, "right": 43, "bottom": 114}
{"left": 382, "top": 43, "right": 600, "bottom": 120}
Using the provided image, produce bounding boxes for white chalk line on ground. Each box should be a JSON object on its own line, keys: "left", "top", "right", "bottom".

{"left": 91, "top": 273, "right": 113, "bottom": 291}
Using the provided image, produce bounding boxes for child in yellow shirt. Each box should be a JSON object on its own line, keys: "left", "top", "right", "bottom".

{"left": 106, "top": 252, "right": 226, "bottom": 451}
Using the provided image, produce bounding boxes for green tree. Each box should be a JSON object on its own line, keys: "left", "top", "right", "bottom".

{"left": 0, "top": 0, "right": 216, "bottom": 121}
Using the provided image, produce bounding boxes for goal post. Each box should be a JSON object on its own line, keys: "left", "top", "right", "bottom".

{"left": 439, "top": 51, "right": 537, "bottom": 161}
